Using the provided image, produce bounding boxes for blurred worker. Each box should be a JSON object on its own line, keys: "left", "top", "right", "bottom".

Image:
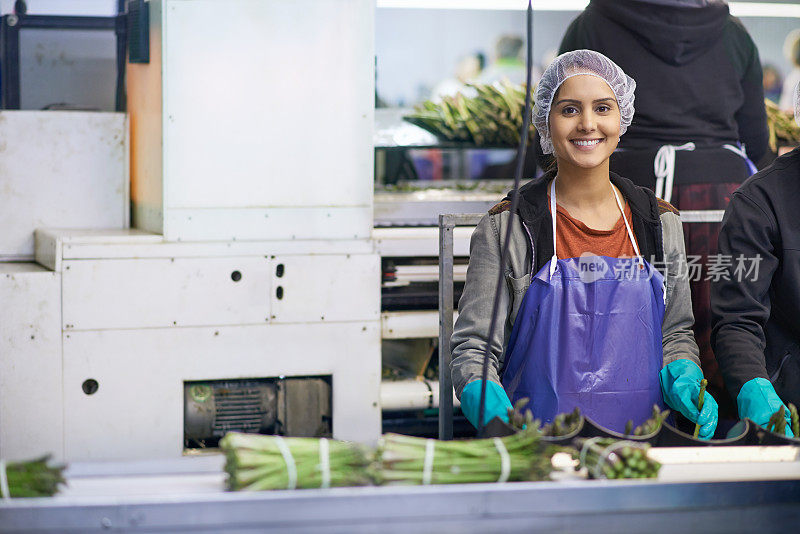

{"left": 559, "top": 0, "right": 769, "bottom": 430}
{"left": 779, "top": 30, "right": 800, "bottom": 112}
{"left": 477, "top": 35, "right": 539, "bottom": 86}
{"left": 710, "top": 82, "right": 800, "bottom": 437}
{"left": 452, "top": 51, "right": 714, "bottom": 438}
{"left": 762, "top": 64, "right": 783, "bottom": 105}
{"left": 430, "top": 52, "right": 484, "bottom": 103}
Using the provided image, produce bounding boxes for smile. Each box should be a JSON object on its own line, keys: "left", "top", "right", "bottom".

{"left": 571, "top": 138, "right": 603, "bottom": 148}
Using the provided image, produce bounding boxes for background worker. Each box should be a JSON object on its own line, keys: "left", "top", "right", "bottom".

{"left": 779, "top": 30, "right": 800, "bottom": 112}
{"left": 710, "top": 82, "right": 800, "bottom": 437}
{"left": 557, "top": 0, "right": 770, "bottom": 429}
{"left": 477, "top": 35, "right": 538, "bottom": 86}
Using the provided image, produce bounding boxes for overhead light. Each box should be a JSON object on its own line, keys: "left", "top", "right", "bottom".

{"left": 375, "top": 0, "right": 588, "bottom": 10}
{"left": 730, "top": 2, "right": 800, "bottom": 18}
{"left": 376, "top": 1, "right": 800, "bottom": 17}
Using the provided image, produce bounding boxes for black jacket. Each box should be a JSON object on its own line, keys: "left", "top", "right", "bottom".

{"left": 559, "top": 0, "right": 769, "bottom": 183}
{"left": 711, "top": 148, "right": 800, "bottom": 404}
{"left": 503, "top": 169, "right": 671, "bottom": 274}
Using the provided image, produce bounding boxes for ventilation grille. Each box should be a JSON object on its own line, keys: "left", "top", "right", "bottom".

{"left": 212, "top": 386, "right": 266, "bottom": 436}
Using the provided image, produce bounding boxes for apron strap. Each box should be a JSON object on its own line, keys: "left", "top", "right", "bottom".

{"left": 722, "top": 143, "right": 758, "bottom": 176}
{"left": 611, "top": 186, "right": 642, "bottom": 264}
{"left": 653, "top": 143, "right": 695, "bottom": 203}
{"left": 548, "top": 179, "right": 559, "bottom": 279}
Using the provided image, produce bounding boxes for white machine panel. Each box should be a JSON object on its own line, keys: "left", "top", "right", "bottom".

{"left": 62, "top": 257, "right": 272, "bottom": 330}
{"left": 0, "top": 111, "right": 128, "bottom": 259}
{"left": 0, "top": 264, "right": 63, "bottom": 461}
{"left": 162, "top": 207, "right": 373, "bottom": 242}
{"left": 62, "top": 322, "right": 381, "bottom": 460}
{"left": 129, "top": 0, "right": 375, "bottom": 241}
{"left": 270, "top": 254, "right": 380, "bottom": 324}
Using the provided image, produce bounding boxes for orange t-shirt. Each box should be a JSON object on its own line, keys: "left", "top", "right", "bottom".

{"left": 548, "top": 199, "right": 638, "bottom": 260}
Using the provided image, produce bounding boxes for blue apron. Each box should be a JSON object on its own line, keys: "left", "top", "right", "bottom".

{"left": 501, "top": 179, "right": 666, "bottom": 432}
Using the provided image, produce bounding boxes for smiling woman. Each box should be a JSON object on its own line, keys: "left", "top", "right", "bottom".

{"left": 451, "top": 49, "right": 718, "bottom": 438}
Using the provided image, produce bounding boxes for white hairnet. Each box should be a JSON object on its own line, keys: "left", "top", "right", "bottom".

{"left": 534, "top": 49, "right": 636, "bottom": 154}
{"left": 794, "top": 80, "right": 800, "bottom": 127}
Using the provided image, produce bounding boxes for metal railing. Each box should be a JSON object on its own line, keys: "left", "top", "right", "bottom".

{"left": 437, "top": 209, "right": 725, "bottom": 440}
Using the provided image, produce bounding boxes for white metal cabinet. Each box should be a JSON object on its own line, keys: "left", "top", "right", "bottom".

{"left": 62, "top": 257, "right": 272, "bottom": 330}
{"left": 128, "top": 0, "right": 374, "bottom": 241}
{"left": 0, "top": 111, "right": 128, "bottom": 260}
{"left": 0, "top": 264, "right": 63, "bottom": 461}
{"left": 62, "top": 322, "right": 381, "bottom": 460}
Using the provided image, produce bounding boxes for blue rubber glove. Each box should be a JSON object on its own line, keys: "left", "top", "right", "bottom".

{"left": 460, "top": 380, "right": 513, "bottom": 429}
{"left": 737, "top": 378, "right": 794, "bottom": 437}
{"left": 659, "top": 359, "right": 719, "bottom": 440}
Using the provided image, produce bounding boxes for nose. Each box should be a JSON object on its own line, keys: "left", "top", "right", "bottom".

{"left": 578, "top": 110, "right": 597, "bottom": 132}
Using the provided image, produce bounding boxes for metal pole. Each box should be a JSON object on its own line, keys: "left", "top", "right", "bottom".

{"left": 438, "top": 214, "right": 455, "bottom": 440}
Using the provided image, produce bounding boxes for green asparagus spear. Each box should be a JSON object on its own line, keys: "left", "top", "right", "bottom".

{"left": 693, "top": 379, "right": 708, "bottom": 438}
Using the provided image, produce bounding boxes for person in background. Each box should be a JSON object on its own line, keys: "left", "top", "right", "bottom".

{"left": 762, "top": 64, "right": 783, "bottom": 105}
{"left": 558, "top": 0, "right": 769, "bottom": 432}
{"left": 779, "top": 30, "right": 800, "bottom": 112}
{"left": 451, "top": 50, "right": 715, "bottom": 438}
{"left": 710, "top": 82, "right": 800, "bottom": 437}
{"left": 430, "top": 52, "right": 485, "bottom": 103}
{"left": 477, "top": 35, "right": 539, "bottom": 87}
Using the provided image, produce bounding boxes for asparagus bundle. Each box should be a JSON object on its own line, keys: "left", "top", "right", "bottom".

{"left": 572, "top": 438, "right": 660, "bottom": 479}
{"left": 623, "top": 405, "right": 671, "bottom": 437}
{"left": 765, "top": 98, "right": 800, "bottom": 153}
{"left": 375, "top": 429, "right": 553, "bottom": 485}
{"left": 541, "top": 407, "right": 582, "bottom": 437}
{"left": 790, "top": 404, "right": 800, "bottom": 437}
{"left": 220, "top": 432, "right": 371, "bottom": 491}
{"left": 1, "top": 455, "right": 66, "bottom": 498}
{"left": 404, "top": 81, "right": 535, "bottom": 146}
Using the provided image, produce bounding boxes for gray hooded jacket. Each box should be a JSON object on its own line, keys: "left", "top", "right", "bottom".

{"left": 450, "top": 171, "right": 700, "bottom": 398}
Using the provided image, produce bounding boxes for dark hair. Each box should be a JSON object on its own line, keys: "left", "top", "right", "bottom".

{"left": 476, "top": 52, "right": 487, "bottom": 71}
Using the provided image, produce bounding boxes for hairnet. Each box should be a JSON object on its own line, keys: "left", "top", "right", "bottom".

{"left": 534, "top": 49, "right": 636, "bottom": 154}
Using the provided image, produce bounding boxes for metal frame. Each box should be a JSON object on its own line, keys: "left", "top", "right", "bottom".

{"left": 437, "top": 210, "right": 725, "bottom": 439}
{"left": 2, "top": 477, "right": 799, "bottom": 532}
{"left": 438, "top": 213, "right": 484, "bottom": 440}
{"left": 0, "top": 14, "right": 127, "bottom": 111}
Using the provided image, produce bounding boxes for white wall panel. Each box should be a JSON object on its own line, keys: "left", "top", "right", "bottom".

{"left": 0, "top": 111, "right": 128, "bottom": 259}
{"left": 62, "top": 257, "right": 272, "bottom": 330}
{"left": 62, "top": 322, "right": 381, "bottom": 460}
{"left": 0, "top": 264, "right": 63, "bottom": 461}
{"left": 270, "top": 254, "right": 380, "bottom": 324}
{"left": 163, "top": 0, "right": 373, "bottom": 211}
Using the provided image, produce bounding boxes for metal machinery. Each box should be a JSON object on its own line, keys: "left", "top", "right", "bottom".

{"left": 2, "top": 4, "right": 800, "bottom": 532}
{"left": 373, "top": 107, "right": 515, "bottom": 435}
{"left": 0, "top": 0, "right": 380, "bottom": 462}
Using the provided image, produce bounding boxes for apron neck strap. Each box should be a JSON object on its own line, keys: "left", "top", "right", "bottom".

{"left": 549, "top": 179, "right": 559, "bottom": 278}
{"left": 610, "top": 185, "right": 643, "bottom": 263}
{"left": 550, "top": 176, "right": 643, "bottom": 271}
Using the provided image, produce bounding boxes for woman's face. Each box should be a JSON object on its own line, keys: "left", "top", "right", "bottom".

{"left": 548, "top": 74, "right": 621, "bottom": 170}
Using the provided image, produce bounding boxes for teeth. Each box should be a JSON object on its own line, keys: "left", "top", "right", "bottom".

{"left": 574, "top": 139, "right": 601, "bottom": 147}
